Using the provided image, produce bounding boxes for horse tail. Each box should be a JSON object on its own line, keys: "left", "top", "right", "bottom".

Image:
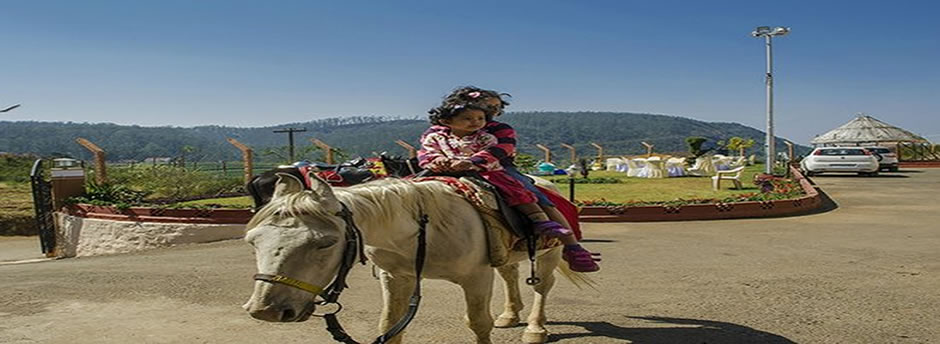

{"left": 554, "top": 259, "right": 598, "bottom": 290}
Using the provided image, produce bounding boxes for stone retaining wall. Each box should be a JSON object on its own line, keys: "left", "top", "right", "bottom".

{"left": 54, "top": 212, "right": 246, "bottom": 258}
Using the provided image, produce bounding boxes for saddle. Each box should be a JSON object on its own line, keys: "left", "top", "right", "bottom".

{"left": 412, "top": 176, "right": 561, "bottom": 267}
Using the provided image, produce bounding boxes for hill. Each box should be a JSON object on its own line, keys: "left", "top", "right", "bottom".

{"left": 0, "top": 112, "right": 807, "bottom": 163}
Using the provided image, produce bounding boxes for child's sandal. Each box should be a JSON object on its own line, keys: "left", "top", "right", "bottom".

{"left": 562, "top": 246, "right": 601, "bottom": 272}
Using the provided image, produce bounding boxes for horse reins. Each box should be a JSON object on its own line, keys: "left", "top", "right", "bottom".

{"left": 253, "top": 202, "right": 429, "bottom": 344}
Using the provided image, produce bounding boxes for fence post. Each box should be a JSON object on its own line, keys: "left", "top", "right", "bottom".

{"left": 75, "top": 138, "right": 107, "bottom": 184}
{"left": 535, "top": 144, "right": 552, "bottom": 163}
{"left": 310, "top": 138, "right": 334, "bottom": 164}
{"left": 227, "top": 138, "right": 254, "bottom": 185}
{"left": 641, "top": 142, "right": 655, "bottom": 157}
{"left": 560, "top": 143, "right": 576, "bottom": 165}
{"left": 394, "top": 140, "right": 417, "bottom": 159}
{"left": 590, "top": 142, "right": 604, "bottom": 161}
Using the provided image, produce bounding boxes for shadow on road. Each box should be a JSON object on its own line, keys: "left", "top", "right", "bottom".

{"left": 800, "top": 187, "right": 839, "bottom": 216}
{"left": 810, "top": 174, "right": 909, "bottom": 178}
{"left": 547, "top": 316, "right": 796, "bottom": 343}
{"left": 579, "top": 239, "right": 618, "bottom": 243}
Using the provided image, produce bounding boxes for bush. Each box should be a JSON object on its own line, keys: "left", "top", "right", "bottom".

{"left": 85, "top": 165, "right": 244, "bottom": 203}
{"left": 0, "top": 153, "right": 37, "bottom": 183}
{"left": 546, "top": 176, "right": 621, "bottom": 184}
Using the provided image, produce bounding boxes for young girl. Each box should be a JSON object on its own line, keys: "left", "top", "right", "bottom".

{"left": 418, "top": 94, "right": 600, "bottom": 272}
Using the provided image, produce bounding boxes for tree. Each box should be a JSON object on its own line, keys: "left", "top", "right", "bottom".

{"left": 179, "top": 145, "right": 196, "bottom": 169}
{"left": 726, "top": 137, "right": 756, "bottom": 157}
{"left": 514, "top": 153, "right": 538, "bottom": 173}
{"left": 686, "top": 137, "right": 709, "bottom": 158}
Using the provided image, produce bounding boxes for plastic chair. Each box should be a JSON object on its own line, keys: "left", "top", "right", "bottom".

{"left": 712, "top": 166, "right": 746, "bottom": 190}
{"left": 606, "top": 158, "right": 623, "bottom": 171}
{"left": 644, "top": 159, "right": 667, "bottom": 178}
{"left": 688, "top": 156, "right": 716, "bottom": 176}
{"left": 666, "top": 157, "right": 687, "bottom": 177}
{"left": 630, "top": 158, "right": 648, "bottom": 177}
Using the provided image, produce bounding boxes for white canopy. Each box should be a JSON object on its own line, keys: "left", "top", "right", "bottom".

{"left": 811, "top": 114, "right": 928, "bottom": 146}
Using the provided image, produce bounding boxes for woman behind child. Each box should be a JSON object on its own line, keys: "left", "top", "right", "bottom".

{"left": 417, "top": 93, "right": 599, "bottom": 272}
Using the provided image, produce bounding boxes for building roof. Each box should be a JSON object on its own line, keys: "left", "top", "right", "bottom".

{"left": 810, "top": 114, "right": 928, "bottom": 146}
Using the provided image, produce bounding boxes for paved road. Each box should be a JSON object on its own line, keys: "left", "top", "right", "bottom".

{"left": 2, "top": 169, "right": 938, "bottom": 343}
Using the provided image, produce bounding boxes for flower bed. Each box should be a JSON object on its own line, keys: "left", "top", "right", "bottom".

{"left": 578, "top": 166, "right": 821, "bottom": 222}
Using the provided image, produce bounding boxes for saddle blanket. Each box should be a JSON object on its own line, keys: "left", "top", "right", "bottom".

{"left": 412, "top": 176, "right": 564, "bottom": 267}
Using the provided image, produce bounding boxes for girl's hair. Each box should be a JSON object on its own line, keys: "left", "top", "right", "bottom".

{"left": 440, "top": 86, "right": 511, "bottom": 120}
{"left": 427, "top": 102, "right": 487, "bottom": 125}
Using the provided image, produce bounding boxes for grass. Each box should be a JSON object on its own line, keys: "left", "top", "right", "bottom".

{"left": 0, "top": 182, "right": 37, "bottom": 235}
{"left": 174, "top": 165, "right": 772, "bottom": 208}
{"left": 175, "top": 196, "right": 254, "bottom": 208}
{"left": 545, "top": 165, "right": 767, "bottom": 203}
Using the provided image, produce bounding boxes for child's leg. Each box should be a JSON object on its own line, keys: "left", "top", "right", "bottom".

{"left": 541, "top": 205, "right": 577, "bottom": 245}
{"left": 517, "top": 203, "right": 600, "bottom": 273}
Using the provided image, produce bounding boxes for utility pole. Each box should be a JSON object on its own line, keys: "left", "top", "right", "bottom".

{"left": 273, "top": 127, "right": 307, "bottom": 162}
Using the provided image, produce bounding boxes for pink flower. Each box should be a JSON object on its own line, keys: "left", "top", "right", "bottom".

{"left": 467, "top": 91, "right": 481, "bottom": 98}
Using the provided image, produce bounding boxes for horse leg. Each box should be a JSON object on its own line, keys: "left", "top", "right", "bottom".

{"left": 523, "top": 248, "right": 561, "bottom": 344}
{"left": 459, "top": 269, "right": 495, "bottom": 344}
{"left": 494, "top": 262, "right": 523, "bottom": 328}
{"left": 378, "top": 270, "right": 415, "bottom": 344}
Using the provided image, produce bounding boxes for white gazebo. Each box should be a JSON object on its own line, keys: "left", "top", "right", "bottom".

{"left": 811, "top": 114, "right": 936, "bottom": 160}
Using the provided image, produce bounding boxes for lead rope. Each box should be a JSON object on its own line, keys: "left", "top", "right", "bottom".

{"left": 322, "top": 212, "right": 429, "bottom": 344}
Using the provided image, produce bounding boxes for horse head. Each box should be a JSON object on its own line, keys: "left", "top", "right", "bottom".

{"left": 242, "top": 171, "right": 349, "bottom": 322}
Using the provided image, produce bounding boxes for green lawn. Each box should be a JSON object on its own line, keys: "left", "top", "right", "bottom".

{"left": 176, "top": 165, "right": 768, "bottom": 208}
{"left": 545, "top": 165, "right": 765, "bottom": 203}
{"left": 176, "top": 196, "right": 254, "bottom": 208}
{"left": 0, "top": 182, "right": 37, "bottom": 235}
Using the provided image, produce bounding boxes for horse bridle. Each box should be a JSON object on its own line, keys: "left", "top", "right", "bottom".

{"left": 253, "top": 202, "right": 428, "bottom": 344}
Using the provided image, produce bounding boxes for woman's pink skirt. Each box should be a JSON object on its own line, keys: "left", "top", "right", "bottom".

{"left": 479, "top": 171, "right": 537, "bottom": 206}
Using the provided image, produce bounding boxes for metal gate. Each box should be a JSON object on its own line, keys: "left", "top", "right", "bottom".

{"left": 30, "top": 159, "right": 56, "bottom": 254}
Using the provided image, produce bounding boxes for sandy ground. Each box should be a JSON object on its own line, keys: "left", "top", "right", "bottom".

{"left": 1, "top": 169, "right": 938, "bottom": 343}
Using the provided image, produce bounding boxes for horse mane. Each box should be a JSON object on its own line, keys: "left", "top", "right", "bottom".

{"left": 247, "top": 178, "right": 466, "bottom": 231}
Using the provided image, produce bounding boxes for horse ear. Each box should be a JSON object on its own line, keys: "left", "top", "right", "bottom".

{"left": 272, "top": 172, "right": 304, "bottom": 199}
{"left": 307, "top": 171, "right": 338, "bottom": 201}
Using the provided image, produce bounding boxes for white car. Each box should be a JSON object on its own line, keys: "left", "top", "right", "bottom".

{"left": 863, "top": 146, "right": 899, "bottom": 172}
{"left": 801, "top": 147, "right": 879, "bottom": 176}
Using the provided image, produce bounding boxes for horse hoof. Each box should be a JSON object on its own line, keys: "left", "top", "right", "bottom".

{"left": 494, "top": 316, "right": 520, "bottom": 328}
{"left": 522, "top": 329, "right": 548, "bottom": 343}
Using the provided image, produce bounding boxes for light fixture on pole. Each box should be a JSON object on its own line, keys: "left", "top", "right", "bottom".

{"left": 751, "top": 26, "right": 790, "bottom": 174}
{"left": 1, "top": 104, "right": 21, "bottom": 113}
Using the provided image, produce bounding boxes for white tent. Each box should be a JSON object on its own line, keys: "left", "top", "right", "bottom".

{"left": 811, "top": 114, "right": 928, "bottom": 146}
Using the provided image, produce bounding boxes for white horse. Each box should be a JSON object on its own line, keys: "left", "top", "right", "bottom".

{"left": 242, "top": 173, "right": 590, "bottom": 344}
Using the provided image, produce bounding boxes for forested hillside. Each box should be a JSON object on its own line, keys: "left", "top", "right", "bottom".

{"left": 0, "top": 112, "right": 806, "bottom": 163}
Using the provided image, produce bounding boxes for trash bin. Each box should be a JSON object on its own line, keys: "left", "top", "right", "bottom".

{"left": 50, "top": 158, "right": 85, "bottom": 209}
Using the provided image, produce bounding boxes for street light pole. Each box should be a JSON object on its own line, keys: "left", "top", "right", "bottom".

{"left": 1, "top": 104, "right": 21, "bottom": 113}
{"left": 752, "top": 26, "right": 789, "bottom": 174}
{"left": 764, "top": 34, "right": 775, "bottom": 174}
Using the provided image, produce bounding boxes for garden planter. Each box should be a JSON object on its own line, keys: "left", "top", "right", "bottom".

{"left": 579, "top": 166, "right": 823, "bottom": 222}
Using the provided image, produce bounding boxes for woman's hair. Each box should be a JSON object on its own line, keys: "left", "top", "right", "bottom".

{"left": 427, "top": 102, "right": 487, "bottom": 125}
{"left": 439, "top": 86, "right": 511, "bottom": 120}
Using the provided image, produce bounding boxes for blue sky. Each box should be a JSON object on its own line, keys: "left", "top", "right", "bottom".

{"left": 2, "top": 0, "right": 938, "bottom": 144}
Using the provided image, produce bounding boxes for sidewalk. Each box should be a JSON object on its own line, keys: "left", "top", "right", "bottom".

{"left": 0, "top": 236, "right": 49, "bottom": 264}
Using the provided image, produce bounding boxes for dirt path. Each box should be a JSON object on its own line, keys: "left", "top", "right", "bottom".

{"left": 2, "top": 169, "right": 938, "bottom": 343}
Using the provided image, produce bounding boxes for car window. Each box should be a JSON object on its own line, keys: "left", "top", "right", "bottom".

{"left": 866, "top": 148, "right": 890, "bottom": 153}
{"left": 818, "top": 149, "right": 866, "bottom": 156}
